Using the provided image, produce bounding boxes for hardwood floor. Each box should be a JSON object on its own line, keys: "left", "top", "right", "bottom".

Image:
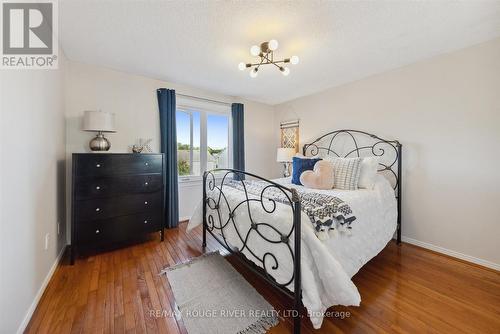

{"left": 26, "top": 223, "right": 500, "bottom": 334}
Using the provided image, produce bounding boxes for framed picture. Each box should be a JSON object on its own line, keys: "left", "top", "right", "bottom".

{"left": 280, "top": 119, "right": 299, "bottom": 153}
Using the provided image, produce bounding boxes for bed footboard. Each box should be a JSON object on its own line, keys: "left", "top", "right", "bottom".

{"left": 202, "top": 169, "right": 302, "bottom": 334}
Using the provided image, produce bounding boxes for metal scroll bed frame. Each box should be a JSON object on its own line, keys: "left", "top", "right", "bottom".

{"left": 201, "top": 129, "right": 402, "bottom": 334}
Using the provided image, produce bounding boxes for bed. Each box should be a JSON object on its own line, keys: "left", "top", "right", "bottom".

{"left": 187, "top": 129, "right": 402, "bottom": 333}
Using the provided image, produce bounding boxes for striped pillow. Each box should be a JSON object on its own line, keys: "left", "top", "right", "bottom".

{"left": 326, "top": 157, "right": 362, "bottom": 190}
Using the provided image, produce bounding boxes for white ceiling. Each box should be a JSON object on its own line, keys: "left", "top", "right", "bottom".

{"left": 59, "top": 0, "right": 500, "bottom": 105}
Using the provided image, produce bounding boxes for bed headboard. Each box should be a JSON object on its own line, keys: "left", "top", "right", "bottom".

{"left": 302, "top": 129, "right": 402, "bottom": 194}
{"left": 302, "top": 129, "right": 402, "bottom": 243}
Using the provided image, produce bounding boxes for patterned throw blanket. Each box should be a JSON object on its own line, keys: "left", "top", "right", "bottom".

{"left": 225, "top": 180, "right": 356, "bottom": 240}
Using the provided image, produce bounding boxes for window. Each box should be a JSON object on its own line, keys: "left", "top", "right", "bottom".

{"left": 207, "top": 113, "right": 229, "bottom": 171}
{"left": 176, "top": 110, "right": 200, "bottom": 176}
{"left": 176, "top": 101, "right": 231, "bottom": 180}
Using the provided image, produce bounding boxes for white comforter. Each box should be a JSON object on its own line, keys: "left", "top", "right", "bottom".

{"left": 187, "top": 174, "right": 397, "bottom": 329}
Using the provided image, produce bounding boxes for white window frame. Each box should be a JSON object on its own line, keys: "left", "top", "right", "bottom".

{"left": 176, "top": 109, "right": 196, "bottom": 176}
{"left": 176, "top": 98, "right": 232, "bottom": 184}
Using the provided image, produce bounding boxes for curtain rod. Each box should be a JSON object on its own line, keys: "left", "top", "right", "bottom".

{"left": 176, "top": 93, "right": 232, "bottom": 107}
{"left": 280, "top": 119, "right": 300, "bottom": 129}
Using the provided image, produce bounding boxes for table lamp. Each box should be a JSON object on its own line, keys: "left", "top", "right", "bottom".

{"left": 276, "top": 147, "right": 295, "bottom": 177}
{"left": 83, "top": 110, "right": 116, "bottom": 151}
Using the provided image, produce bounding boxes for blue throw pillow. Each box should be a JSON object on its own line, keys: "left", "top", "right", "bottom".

{"left": 291, "top": 157, "right": 322, "bottom": 185}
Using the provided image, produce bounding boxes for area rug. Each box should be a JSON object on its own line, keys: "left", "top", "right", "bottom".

{"left": 160, "top": 252, "right": 279, "bottom": 334}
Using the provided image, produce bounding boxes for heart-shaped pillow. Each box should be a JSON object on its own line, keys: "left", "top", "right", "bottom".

{"left": 299, "top": 160, "right": 335, "bottom": 190}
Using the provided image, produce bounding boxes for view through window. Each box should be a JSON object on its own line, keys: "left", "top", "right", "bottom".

{"left": 176, "top": 108, "right": 230, "bottom": 177}
{"left": 207, "top": 114, "right": 229, "bottom": 171}
{"left": 176, "top": 110, "right": 200, "bottom": 176}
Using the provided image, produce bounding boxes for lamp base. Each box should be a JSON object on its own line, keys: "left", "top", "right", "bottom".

{"left": 89, "top": 132, "right": 111, "bottom": 151}
{"left": 282, "top": 162, "right": 291, "bottom": 178}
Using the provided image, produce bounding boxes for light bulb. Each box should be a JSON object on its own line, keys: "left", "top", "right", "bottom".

{"left": 249, "top": 68, "right": 258, "bottom": 78}
{"left": 268, "top": 39, "right": 278, "bottom": 51}
{"left": 290, "top": 56, "right": 299, "bottom": 65}
{"left": 238, "top": 62, "right": 246, "bottom": 71}
{"left": 281, "top": 67, "right": 290, "bottom": 76}
{"left": 250, "top": 45, "right": 260, "bottom": 56}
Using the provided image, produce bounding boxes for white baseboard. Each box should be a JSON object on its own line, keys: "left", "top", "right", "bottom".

{"left": 402, "top": 236, "right": 500, "bottom": 271}
{"left": 16, "top": 245, "right": 67, "bottom": 334}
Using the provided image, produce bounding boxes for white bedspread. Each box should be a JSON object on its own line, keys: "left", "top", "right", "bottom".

{"left": 187, "top": 174, "right": 397, "bottom": 329}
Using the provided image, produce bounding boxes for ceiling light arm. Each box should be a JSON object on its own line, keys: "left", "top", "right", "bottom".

{"left": 276, "top": 58, "right": 291, "bottom": 64}
{"left": 263, "top": 51, "right": 272, "bottom": 63}
{"left": 245, "top": 54, "right": 268, "bottom": 69}
{"left": 271, "top": 61, "right": 283, "bottom": 70}
{"left": 255, "top": 55, "right": 266, "bottom": 71}
{"left": 262, "top": 57, "right": 290, "bottom": 73}
{"left": 246, "top": 58, "right": 290, "bottom": 68}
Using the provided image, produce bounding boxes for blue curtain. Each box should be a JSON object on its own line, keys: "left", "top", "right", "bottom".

{"left": 231, "top": 103, "right": 245, "bottom": 180}
{"left": 157, "top": 88, "right": 179, "bottom": 228}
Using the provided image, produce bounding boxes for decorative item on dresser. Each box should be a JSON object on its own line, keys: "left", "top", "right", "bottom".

{"left": 70, "top": 153, "right": 165, "bottom": 264}
{"left": 131, "top": 138, "right": 153, "bottom": 153}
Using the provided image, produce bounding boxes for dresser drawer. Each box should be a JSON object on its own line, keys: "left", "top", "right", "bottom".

{"left": 76, "top": 212, "right": 162, "bottom": 245}
{"left": 74, "top": 154, "right": 163, "bottom": 177}
{"left": 75, "top": 192, "right": 162, "bottom": 221}
{"left": 75, "top": 174, "right": 163, "bottom": 200}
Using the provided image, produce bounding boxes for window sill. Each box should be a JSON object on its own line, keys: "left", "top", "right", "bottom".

{"left": 177, "top": 173, "right": 226, "bottom": 186}
{"left": 178, "top": 176, "right": 202, "bottom": 185}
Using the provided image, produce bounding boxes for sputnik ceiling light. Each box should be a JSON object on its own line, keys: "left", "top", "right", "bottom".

{"left": 238, "top": 40, "right": 299, "bottom": 78}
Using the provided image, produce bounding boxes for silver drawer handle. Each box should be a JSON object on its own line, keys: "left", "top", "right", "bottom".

{"left": 96, "top": 164, "right": 101, "bottom": 168}
{"left": 96, "top": 186, "right": 100, "bottom": 190}
{"left": 95, "top": 208, "right": 100, "bottom": 212}
{"left": 144, "top": 182, "right": 149, "bottom": 186}
{"left": 95, "top": 229, "right": 100, "bottom": 234}
{"left": 144, "top": 220, "right": 148, "bottom": 224}
{"left": 144, "top": 201, "right": 148, "bottom": 205}
{"left": 145, "top": 162, "right": 149, "bottom": 166}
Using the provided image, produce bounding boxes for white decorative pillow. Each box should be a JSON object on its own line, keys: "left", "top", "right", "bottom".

{"left": 358, "top": 157, "right": 379, "bottom": 189}
{"left": 324, "top": 157, "right": 362, "bottom": 190}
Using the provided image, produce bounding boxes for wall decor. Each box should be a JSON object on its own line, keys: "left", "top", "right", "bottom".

{"left": 280, "top": 119, "right": 300, "bottom": 153}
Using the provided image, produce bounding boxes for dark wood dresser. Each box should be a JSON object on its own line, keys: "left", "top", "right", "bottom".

{"left": 71, "top": 153, "right": 165, "bottom": 264}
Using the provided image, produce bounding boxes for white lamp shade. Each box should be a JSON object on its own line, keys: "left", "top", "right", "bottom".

{"left": 276, "top": 147, "right": 295, "bottom": 162}
{"left": 83, "top": 110, "right": 116, "bottom": 132}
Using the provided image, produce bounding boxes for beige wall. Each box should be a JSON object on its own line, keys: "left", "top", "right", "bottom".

{"left": 274, "top": 38, "right": 500, "bottom": 268}
{"left": 64, "top": 61, "right": 275, "bottom": 224}
{"left": 0, "top": 52, "right": 68, "bottom": 333}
